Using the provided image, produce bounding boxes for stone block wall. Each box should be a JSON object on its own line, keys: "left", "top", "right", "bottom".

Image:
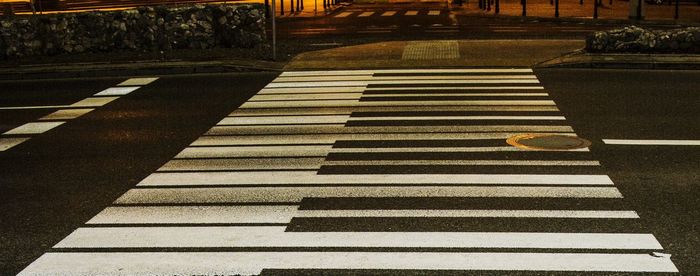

{"left": 586, "top": 25, "right": 700, "bottom": 53}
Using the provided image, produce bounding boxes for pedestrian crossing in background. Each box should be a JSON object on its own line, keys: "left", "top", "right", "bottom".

{"left": 19, "top": 69, "right": 678, "bottom": 275}
{"left": 335, "top": 9, "right": 444, "bottom": 18}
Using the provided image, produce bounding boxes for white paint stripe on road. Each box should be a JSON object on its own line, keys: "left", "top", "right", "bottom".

{"left": 0, "top": 137, "right": 30, "bottom": 151}
{"left": 192, "top": 133, "right": 577, "bottom": 146}
{"left": 273, "top": 75, "right": 538, "bottom": 82}
{"left": 206, "top": 125, "right": 574, "bottom": 135}
{"left": 324, "top": 160, "right": 601, "bottom": 166}
{"left": 138, "top": 171, "right": 614, "bottom": 186}
{"left": 240, "top": 100, "right": 557, "bottom": 108}
{"left": 360, "top": 93, "right": 549, "bottom": 97}
{"left": 93, "top": 87, "right": 140, "bottom": 96}
{"left": 230, "top": 106, "right": 560, "bottom": 116}
{"left": 159, "top": 158, "right": 326, "bottom": 171}
{"left": 347, "top": 116, "right": 565, "bottom": 121}
{"left": 54, "top": 227, "right": 661, "bottom": 250}
{"left": 174, "top": 145, "right": 333, "bottom": 158}
{"left": 115, "top": 186, "right": 624, "bottom": 204}
{"left": 3, "top": 121, "right": 65, "bottom": 135}
{"left": 250, "top": 93, "right": 363, "bottom": 101}
{"left": 117, "top": 77, "right": 158, "bottom": 86}
{"left": 19, "top": 252, "right": 679, "bottom": 275}
{"left": 87, "top": 206, "right": 639, "bottom": 224}
{"left": 334, "top": 11, "right": 353, "bottom": 17}
{"left": 364, "top": 86, "right": 545, "bottom": 90}
{"left": 69, "top": 96, "right": 119, "bottom": 107}
{"left": 404, "top": 11, "right": 419, "bottom": 15}
{"left": 280, "top": 69, "right": 533, "bottom": 77}
{"left": 381, "top": 11, "right": 397, "bottom": 16}
{"left": 0, "top": 105, "right": 73, "bottom": 110}
{"left": 329, "top": 146, "right": 589, "bottom": 153}
{"left": 603, "top": 139, "right": 700, "bottom": 146}
{"left": 218, "top": 115, "right": 350, "bottom": 125}
{"left": 428, "top": 10, "right": 441, "bottom": 15}
{"left": 39, "top": 108, "right": 94, "bottom": 120}
{"left": 265, "top": 79, "right": 539, "bottom": 88}
{"left": 258, "top": 87, "right": 366, "bottom": 94}
{"left": 358, "top": 11, "right": 374, "bottom": 17}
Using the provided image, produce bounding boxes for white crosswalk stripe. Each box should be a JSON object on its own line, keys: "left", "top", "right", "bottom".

{"left": 19, "top": 69, "right": 678, "bottom": 275}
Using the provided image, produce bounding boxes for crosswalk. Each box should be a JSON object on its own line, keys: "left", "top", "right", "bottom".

{"left": 335, "top": 9, "right": 444, "bottom": 17}
{"left": 18, "top": 68, "right": 678, "bottom": 275}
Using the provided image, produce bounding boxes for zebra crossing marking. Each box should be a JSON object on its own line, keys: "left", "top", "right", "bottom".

{"left": 0, "top": 137, "right": 30, "bottom": 151}
{"left": 117, "top": 77, "right": 158, "bottom": 86}
{"left": 3, "top": 121, "right": 65, "bottom": 135}
{"left": 428, "top": 10, "right": 441, "bottom": 15}
{"left": 404, "top": 11, "right": 419, "bottom": 16}
{"left": 334, "top": 11, "right": 353, "bottom": 18}
{"left": 604, "top": 139, "right": 700, "bottom": 146}
{"left": 381, "top": 11, "right": 397, "bottom": 16}
{"left": 358, "top": 11, "right": 374, "bottom": 17}
{"left": 38, "top": 108, "right": 94, "bottom": 121}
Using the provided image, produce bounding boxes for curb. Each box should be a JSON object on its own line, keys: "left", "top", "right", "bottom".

{"left": 535, "top": 50, "right": 700, "bottom": 69}
{"left": 0, "top": 60, "right": 286, "bottom": 80}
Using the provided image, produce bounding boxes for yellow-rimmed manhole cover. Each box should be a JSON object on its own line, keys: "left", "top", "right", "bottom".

{"left": 507, "top": 134, "right": 592, "bottom": 150}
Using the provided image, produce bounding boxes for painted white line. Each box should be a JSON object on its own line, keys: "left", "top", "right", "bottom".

{"left": 381, "top": 11, "right": 397, "bottom": 16}
{"left": 364, "top": 86, "right": 545, "bottom": 90}
{"left": 87, "top": 206, "right": 638, "bottom": 224}
{"left": 192, "top": 133, "right": 577, "bottom": 146}
{"left": 218, "top": 115, "right": 350, "bottom": 125}
{"left": 361, "top": 93, "right": 549, "bottom": 97}
{"left": 258, "top": 87, "right": 366, "bottom": 94}
{"left": 174, "top": 145, "right": 333, "bottom": 159}
{"left": 250, "top": 93, "right": 363, "bottom": 101}
{"left": 334, "top": 11, "right": 353, "bottom": 17}
{"left": 404, "top": 10, "right": 419, "bottom": 15}
{"left": 206, "top": 125, "right": 574, "bottom": 135}
{"left": 19, "top": 252, "right": 678, "bottom": 275}
{"left": 428, "top": 10, "right": 441, "bottom": 15}
{"left": 325, "top": 160, "right": 600, "bottom": 166}
{"left": 272, "top": 75, "right": 538, "bottom": 82}
{"left": 117, "top": 77, "right": 158, "bottom": 86}
{"left": 329, "top": 146, "right": 588, "bottom": 153}
{"left": 94, "top": 87, "right": 140, "bottom": 96}
{"left": 39, "top": 108, "right": 94, "bottom": 120}
{"left": 0, "top": 137, "right": 30, "bottom": 151}
{"left": 159, "top": 158, "right": 326, "bottom": 171}
{"left": 55, "top": 227, "right": 661, "bottom": 250}
{"left": 280, "top": 69, "right": 533, "bottom": 77}
{"left": 69, "top": 97, "right": 119, "bottom": 107}
{"left": 230, "top": 106, "right": 560, "bottom": 116}
{"left": 115, "top": 186, "right": 624, "bottom": 204}
{"left": 603, "top": 139, "right": 700, "bottom": 146}
{"left": 0, "top": 105, "right": 73, "bottom": 110}
{"left": 3, "top": 121, "right": 65, "bottom": 135}
{"left": 138, "top": 171, "right": 614, "bottom": 186}
{"left": 265, "top": 79, "right": 539, "bottom": 88}
{"left": 240, "top": 100, "right": 557, "bottom": 108}
{"left": 347, "top": 116, "right": 565, "bottom": 121}
{"left": 230, "top": 108, "right": 355, "bottom": 116}
{"left": 358, "top": 11, "right": 374, "bottom": 17}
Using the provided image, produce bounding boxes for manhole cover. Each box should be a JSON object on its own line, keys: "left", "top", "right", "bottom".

{"left": 507, "top": 134, "right": 591, "bottom": 150}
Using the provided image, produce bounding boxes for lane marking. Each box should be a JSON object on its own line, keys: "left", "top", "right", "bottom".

{"left": 322, "top": 160, "right": 601, "bottom": 166}
{"left": 428, "top": 10, "right": 441, "bottom": 15}
{"left": 0, "top": 137, "right": 30, "bottom": 151}
{"left": 273, "top": 75, "right": 538, "bottom": 82}
{"left": 360, "top": 93, "right": 549, "bottom": 97}
{"left": 358, "top": 11, "right": 374, "bottom": 17}
{"left": 93, "top": 87, "right": 140, "bottom": 96}
{"left": 218, "top": 115, "right": 350, "bottom": 125}
{"left": 137, "top": 171, "right": 614, "bottom": 186}
{"left": 3, "top": 121, "right": 65, "bottom": 135}
{"left": 347, "top": 116, "right": 566, "bottom": 121}
{"left": 229, "top": 106, "right": 561, "bottom": 116}
{"left": 381, "top": 11, "right": 397, "bottom": 16}
{"left": 405, "top": 11, "right": 419, "bottom": 16}
{"left": 265, "top": 80, "right": 540, "bottom": 88}
{"left": 251, "top": 93, "right": 363, "bottom": 101}
{"left": 240, "top": 100, "right": 557, "bottom": 108}
{"left": 117, "top": 77, "right": 158, "bottom": 86}
{"left": 20, "top": 252, "right": 679, "bottom": 274}
{"left": 335, "top": 12, "right": 353, "bottom": 17}
{"left": 206, "top": 125, "right": 575, "bottom": 135}
{"left": 279, "top": 69, "right": 533, "bottom": 77}
{"left": 329, "top": 146, "right": 589, "bottom": 153}
{"left": 159, "top": 158, "right": 327, "bottom": 171}
{"left": 69, "top": 97, "right": 119, "bottom": 107}
{"left": 603, "top": 139, "right": 700, "bottom": 146}
{"left": 39, "top": 108, "right": 94, "bottom": 121}
{"left": 174, "top": 145, "right": 333, "bottom": 158}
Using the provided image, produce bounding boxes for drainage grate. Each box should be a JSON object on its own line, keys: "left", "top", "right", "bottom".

{"left": 507, "top": 134, "right": 592, "bottom": 150}
{"left": 401, "top": 41, "right": 460, "bottom": 60}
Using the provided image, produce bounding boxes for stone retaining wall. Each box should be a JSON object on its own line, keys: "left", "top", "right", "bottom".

{"left": 586, "top": 25, "right": 700, "bottom": 53}
{"left": 0, "top": 4, "right": 266, "bottom": 59}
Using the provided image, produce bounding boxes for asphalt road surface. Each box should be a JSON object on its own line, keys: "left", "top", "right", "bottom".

{"left": 1, "top": 69, "right": 698, "bottom": 275}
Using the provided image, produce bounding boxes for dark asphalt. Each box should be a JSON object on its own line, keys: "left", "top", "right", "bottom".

{"left": 0, "top": 69, "right": 698, "bottom": 275}
{"left": 0, "top": 72, "right": 278, "bottom": 275}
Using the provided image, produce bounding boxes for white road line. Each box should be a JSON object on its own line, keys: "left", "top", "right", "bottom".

{"left": 115, "top": 186, "right": 624, "bottom": 204}
{"left": 159, "top": 158, "right": 326, "bottom": 171}
{"left": 19, "top": 252, "right": 678, "bottom": 275}
{"left": 329, "top": 146, "right": 588, "bottom": 153}
{"left": 0, "top": 137, "right": 30, "bottom": 151}
{"left": 137, "top": 171, "right": 614, "bottom": 186}
{"left": 87, "top": 206, "right": 639, "bottom": 224}
{"left": 240, "top": 100, "right": 557, "bottom": 108}
{"left": 93, "top": 87, "right": 140, "bottom": 96}
{"left": 258, "top": 87, "right": 366, "bottom": 94}
{"left": 229, "top": 106, "right": 560, "bottom": 116}
{"left": 360, "top": 93, "right": 549, "bottom": 97}
{"left": 39, "top": 108, "right": 94, "bottom": 120}
{"left": 192, "top": 133, "right": 577, "bottom": 146}
{"left": 0, "top": 105, "right": 73, "bottom": 110}
{"left": 324, "top": 160, "right": 601, "bottom": 166}
{"left": 347, "top": 116, "right": 565, "bottom": 121}
{"left": 404, "top": 11, "right": 419, "bottom": 16}
{"left": 54, "top": 227, "right": 661, "bottom": 250}
{"left": 250, "top": 93, "right": 363, "bottom": 101}
{"left": 358, "top": 11, "right": 374, "bottom": 17}
{"left": 174, "top": 145, "right": 333, "bottom": 159}
{"left": 273, "top": 75, "right": 538, "bottom": 82}
{"left": 280, "top": 69, "right": 533, "bottom": 77}
{"left": 603, "top": 139, "right": 700, "bottom": 146}
{"left": 428, "top": 10, "right": 441, "bottom": 15}
{"left": 381, "top": 11, "right": 397, "bottom": 16}
{"left": 265, "top": 80, "right": 539, "bottom": 88}
{"left": 364, "top": 86, "right": 545, "bottom": 90}
{"left": 334, "top": 11, "right": 353, "bottom": 17}
{"left": 3, "top": 121, "right": 65, "bottom": 135}
{"left": 205, "top": 125, "right": 574, "bottom": 135}
{"left": 117, "top": 77, "right": 158, "bottom": 86}
{"left": 218, "top": 115, "right": 350, "bottom": 125}
{"left": 69, "top": 97, "right": 119, "bottom": 107}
